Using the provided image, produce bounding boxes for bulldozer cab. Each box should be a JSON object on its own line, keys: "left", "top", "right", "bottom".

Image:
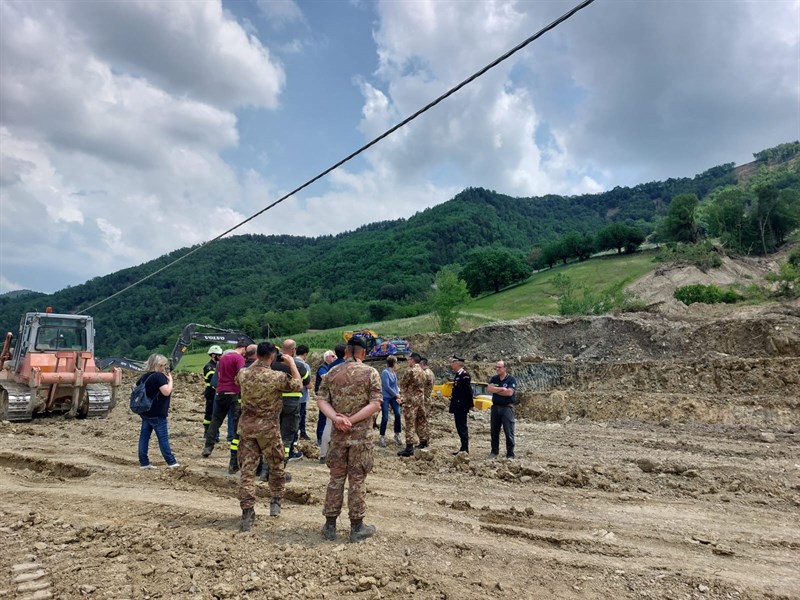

{"left": 13, "top": 313, "right": 93, "bottom": 367}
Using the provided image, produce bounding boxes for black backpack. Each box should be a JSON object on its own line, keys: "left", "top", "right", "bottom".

{"left": 130, "top": 373, "right": 157, "bottom": 414}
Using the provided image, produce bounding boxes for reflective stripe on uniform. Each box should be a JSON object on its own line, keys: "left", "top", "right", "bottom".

{"left": 281, "top": 392, "right": 302, "bottom": 397}
{"left": 230, "top": 438, "right": 239, "bottom": 451}
{"left": 202, "top": 419, "right": 211, "bottom": 426}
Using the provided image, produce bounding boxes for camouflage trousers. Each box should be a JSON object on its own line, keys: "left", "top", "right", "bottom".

{"left": 322, "top": 438, "right": 374, "bottom": 521}
{"left": 403, "top": 401, "right": 428, "bottom": 446}
{"left": 238, "top": 432, "right": 285, "bottom": 510}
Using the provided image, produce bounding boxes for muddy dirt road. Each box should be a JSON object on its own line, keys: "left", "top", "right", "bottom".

{"left": 1, "top": 310, "right": 799, "bottom": 599}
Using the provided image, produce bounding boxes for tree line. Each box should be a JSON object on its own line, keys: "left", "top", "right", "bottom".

{"left": 1, "top": 142, "right": 796, "bottom": 355}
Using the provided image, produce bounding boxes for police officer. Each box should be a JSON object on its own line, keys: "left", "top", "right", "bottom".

{"left": 236, "top": 341, "right": 302, "bottom": 531}
{"left": 449, "top": 355, "right": 473, "bottom": 454}
{"left": 317, "top": 337, "right": 382, "bottom": 543}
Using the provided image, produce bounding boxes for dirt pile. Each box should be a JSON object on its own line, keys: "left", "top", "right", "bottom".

{"left": 411, "top": 306, "right": 800, "bottom": 428}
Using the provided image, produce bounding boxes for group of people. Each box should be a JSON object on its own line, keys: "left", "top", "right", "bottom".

{"left": 134, "top": 339, "right": 519, "bottom": 542}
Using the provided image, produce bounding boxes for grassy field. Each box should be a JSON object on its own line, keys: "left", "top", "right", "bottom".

{"left": 173, "top": 251, "right": 659, "bottom": 371}
{"left": 465, "top": 250, "right": 658, "bottom": 320}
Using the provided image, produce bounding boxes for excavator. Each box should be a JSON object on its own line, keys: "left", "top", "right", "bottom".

{"left": 342, "top": 329, "right": 412, "bottom": 361}
{"left": 0, "top": 309, "right": 121, "bottom": 421}
{"left": 97, "top": 323, "right": 255, "bottom": 372}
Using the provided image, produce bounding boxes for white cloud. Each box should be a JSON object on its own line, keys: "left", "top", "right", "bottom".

{"left": 351, "top": 0, "right": 600, "bottom": 198}
{"left": 1, "top": 0, "right": 796, "bottom": 296}
{"left": 0, "top": 0, "right": 282, "bottom": 293}
{"left": 256, "top": 0, "right": 306, "bottom": 28}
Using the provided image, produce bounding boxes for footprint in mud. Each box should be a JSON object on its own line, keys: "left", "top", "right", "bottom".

{"left": 0, "top": 452, "right": 93, "bottom": 478}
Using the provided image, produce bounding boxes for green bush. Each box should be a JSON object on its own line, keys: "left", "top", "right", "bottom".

{"left": 674, "top": 284, "right": 742, "bottom": 305}
{"left": 654, "top": 241, "right": 722, "bottom": 271}
{"left": 553, "top": 274, "right": 638, "bottom": 315}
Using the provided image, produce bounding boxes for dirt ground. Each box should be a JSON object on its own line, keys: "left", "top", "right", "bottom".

{"left": 1, "top": 298, "right": 799, "bottom": 600}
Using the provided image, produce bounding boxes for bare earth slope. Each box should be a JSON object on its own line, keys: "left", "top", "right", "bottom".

{"left": 1, "top": 305, "right": 799, "bottom": 599}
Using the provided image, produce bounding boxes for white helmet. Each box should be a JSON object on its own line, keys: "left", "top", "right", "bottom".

{"left": 208, "top": 345, "right": 223, "bottom": 356}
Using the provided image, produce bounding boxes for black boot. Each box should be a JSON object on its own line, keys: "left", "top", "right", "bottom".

{"left": 321, "top": 517, "right": 337, "bottom": 541}
{"left": 397, "top": 444, "right": 414, "bottom": 457}
{"left": 241, "top": 507, "right": 255, "bottom": 532}
{"left": 228, "top": 450, "right": 239, "bottom": 475}
{"left": 201, "top": 443, "right": 214, "bottom": 458}
{"left": 258, "top": 460, "right": 270, "bottom": 482}
{"left": 415, "top": 439, "right": 428, "bottom": 449}
{"left": 349, "top": 519, "right": 376, "bottom": 543}
{"left": 270, "top": 497, "right": 281, "bottom": 517}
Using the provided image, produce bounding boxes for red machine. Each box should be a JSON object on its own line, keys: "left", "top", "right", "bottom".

{"left": 0, "top": 310, "right": 121, "bottom": 421}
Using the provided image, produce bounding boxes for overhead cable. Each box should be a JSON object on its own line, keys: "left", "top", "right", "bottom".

{"left": 78, "top": 0, "right": 596, "bottom": 314}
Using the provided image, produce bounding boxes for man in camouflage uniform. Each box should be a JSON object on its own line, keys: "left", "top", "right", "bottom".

{"left": 235, "top": 342, "right": 302, "bottom": 532}
{"left": 397, "top": 353, "right": 429, "bottom": 457}
{"left": 317, "top": 337, "right": 382, "bottom": 543}
{"left": 419, "top": 357, "right": 435, "bottom": 425}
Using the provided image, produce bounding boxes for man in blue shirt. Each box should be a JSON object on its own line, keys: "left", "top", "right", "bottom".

{"left": 487, "top": 360, "right": 517, "bottom": 459}
{"left": 378, "top": 355, "right": 402, "bottom": 447}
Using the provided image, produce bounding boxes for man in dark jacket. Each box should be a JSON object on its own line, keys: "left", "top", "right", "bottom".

{"left": 448, "top": 355, "right": 473, "bottom": 455}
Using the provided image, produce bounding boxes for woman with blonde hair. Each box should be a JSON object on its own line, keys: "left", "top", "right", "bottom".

{"left": 136, "top": 354, "right": 180, "bottom": 469}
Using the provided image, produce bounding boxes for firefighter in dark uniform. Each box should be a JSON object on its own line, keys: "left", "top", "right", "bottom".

{"left": 202, "top": 345, "right": 223, "bottom": 436}
{"left": 449, "top": 355, "right": 473, "bottom": 455}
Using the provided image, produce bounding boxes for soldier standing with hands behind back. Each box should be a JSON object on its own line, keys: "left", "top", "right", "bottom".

{"left": 317, "top": 337, "right": 382, "bottom": 543}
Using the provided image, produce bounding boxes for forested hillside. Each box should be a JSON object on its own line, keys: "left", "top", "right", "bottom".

{"left": 1, "top": 144, "right": 795, "bottom": 358}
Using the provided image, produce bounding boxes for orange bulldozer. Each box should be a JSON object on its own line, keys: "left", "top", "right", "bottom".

{"left": 0, "top": 309, "right": 121, "bottom": 421}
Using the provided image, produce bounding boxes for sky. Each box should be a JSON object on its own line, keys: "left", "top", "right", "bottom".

{"left": 0, "top": 0, "right": 798, "bottom": 294}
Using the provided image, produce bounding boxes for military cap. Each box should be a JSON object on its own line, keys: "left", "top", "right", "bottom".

{"left": 451, "top": 355, "right": 465, "bottom": 362}
{"left": 348, "top": 337, "right": 368, "bottom": 349}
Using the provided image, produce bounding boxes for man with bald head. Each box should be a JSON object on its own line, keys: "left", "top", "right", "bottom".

{"left": 487, "top": 360, "right": 518, "bottom": 460}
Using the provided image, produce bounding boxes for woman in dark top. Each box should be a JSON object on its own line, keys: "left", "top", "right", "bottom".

{"left": 136, "top": 354, "right": 180, "bottom": 469}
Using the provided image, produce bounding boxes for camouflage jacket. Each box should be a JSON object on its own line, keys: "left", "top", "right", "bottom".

{"left": 422, "top": 367, "right": 435, "bottom": 399}
{"left": 319, "top": 360, "right": 382, "bottom": 439}
{"left": 236, "top": 363, "right": 302, "bottom": 438}
{"left": 399, "top": 364, "right": 427, "bottom": 404}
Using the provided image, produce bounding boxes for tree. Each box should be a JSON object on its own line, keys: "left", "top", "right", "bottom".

{"left": 460, "top": 247, "right": 532, "bottom": 296}
{"left": 658, "top": 193, "right": 699, "bottom": 243}
{"left": 703, "top": 186, "right": 750, "bottom": 252}
{"left": 430, "top": 267, "right": 469, "bottom": 333}
{"left": 596, "top": 223, "right": 645, "bottom": 254}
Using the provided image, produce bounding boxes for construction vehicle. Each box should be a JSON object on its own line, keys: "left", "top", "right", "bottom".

{"left": 96, "top": 356, "right": 146, "bottom": 372}
{"left": 168, "top": 323, "right": 254, "bottom": 369}
{"left": 0, "top": 310, "right": 122, "bottom": 421}
{"left": 98, "top": 323, "right": 255, "bottom": 372}
{"left": 433, "top": 379, "right": 493, "bottom": 410}
{"left": 342, "top": 330, "right": 412, "bottom": 361}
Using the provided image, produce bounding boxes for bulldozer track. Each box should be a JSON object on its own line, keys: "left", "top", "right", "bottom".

{"left": 84, "top": 383, "right": 114, "bottom": 419}
{"left": 0, "top": 382, "right": 33, "bottom": 421}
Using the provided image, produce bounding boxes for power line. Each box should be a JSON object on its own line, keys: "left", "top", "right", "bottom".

{"left": 79, "top": 0, "right": 596, "bottom": 314}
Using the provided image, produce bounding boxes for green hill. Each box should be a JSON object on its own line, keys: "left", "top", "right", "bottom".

{"left": 1, "top": 141, "right": 797, "bottom": 358}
